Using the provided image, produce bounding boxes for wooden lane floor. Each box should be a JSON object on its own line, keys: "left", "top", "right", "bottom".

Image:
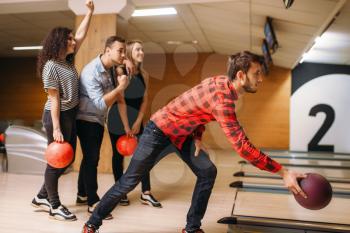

{"left": 219, "top": 191, "right": 350, "bottom": 233}
{"left": 233, "top": 171, "right": 350, "bottom": 184}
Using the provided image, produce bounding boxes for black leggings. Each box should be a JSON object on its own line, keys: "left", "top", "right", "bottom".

{"left": 109, "top": 132, "right": 150, "bottom": 192}
{"left": 37, "top": 107, "right": 77, "bottom": 208}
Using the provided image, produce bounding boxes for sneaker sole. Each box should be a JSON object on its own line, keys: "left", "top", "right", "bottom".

{"left": 31, "top": 202, "right": 51, "bottom": 212}
{"left": 119, "top": 202, "right": 130, "bottom": 206}
{"left": 140, "top": 199, "right": 162, "bottom": 208}
{"left": 49, "top": 214, "right": 77, "bottom": 221}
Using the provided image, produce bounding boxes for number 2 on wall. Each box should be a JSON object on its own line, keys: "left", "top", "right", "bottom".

{"left": 308, "top": 104, "right": 335, "bottom": 152}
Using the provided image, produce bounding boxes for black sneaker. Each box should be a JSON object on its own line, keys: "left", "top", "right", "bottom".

{"left": 140, "top": 193, "right": 162, "bottom": 208}
{"left": 181, "top": 229, "right": 205, "bottom": 233}
{"left": 49, "top": 205, "right": 77, "bottom": 221}
{"left": 88, "top": 202, "right": 113, "bottom": 220}
{"left": 119, "top": 195, "right": 130, "bottom": 206}
{"left": 76, "top": 195, "right": 88, "bottom": 206}
{"left": 82, "top": 223, "right": 99, "bottom": 233}
{"left": 31, "top": 196, "right": 51, "bottom": 212}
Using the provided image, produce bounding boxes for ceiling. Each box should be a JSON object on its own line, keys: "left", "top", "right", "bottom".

{"left": 0, "top": 11, "right": 75, "bottom": 57}
{"left": 300, "top": 0, "right": 350, "bottom": 64}
{"left": 0, "top": 0, "right": 349, "bottom": 68}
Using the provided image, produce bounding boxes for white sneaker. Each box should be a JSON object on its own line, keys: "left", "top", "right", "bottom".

{"left": 31, "top": 196, "right": 51, "bottom": 212}
{"left": 49, "top": 205, "right": 77, "bottom": 221}
{"left": 140, "top": 193, "right": 162, "bottom": 208}
{"left": 88, "top": 202, "right": 113, "bottom": 220}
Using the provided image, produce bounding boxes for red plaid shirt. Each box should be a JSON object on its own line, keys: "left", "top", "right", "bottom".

{"left": 151, "top": 76, "right": 282, "bottom": 173}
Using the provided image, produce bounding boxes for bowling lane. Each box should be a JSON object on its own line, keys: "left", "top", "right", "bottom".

{"left": 233, "top": 191, "right": 350, "bottom": 226}
{"left": 234, "top": 171, "right": 350, "bottom": 183}
{"left": 220, "top": 151, "right": 350, "bottom": 232}
{"left": 232, "top": 177, "right": 350, "bottom": 191}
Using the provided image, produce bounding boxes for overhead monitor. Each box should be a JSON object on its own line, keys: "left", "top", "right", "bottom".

{"left": 264, "top": 17, "right": 279, "bottom": 53}
{"left": 262, "top": 39, "right": 272, "bottom": 74}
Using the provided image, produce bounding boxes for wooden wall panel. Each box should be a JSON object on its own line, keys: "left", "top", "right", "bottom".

{"left": 0, "top": 57, "right": 46, "bottom": 125}
{"left": 74, "top": 14, "right": 117, "bottom": 73}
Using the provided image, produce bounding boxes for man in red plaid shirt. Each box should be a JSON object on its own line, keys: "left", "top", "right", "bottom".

{"left": 83, "top": 51, "right": 306, "bottom": 233}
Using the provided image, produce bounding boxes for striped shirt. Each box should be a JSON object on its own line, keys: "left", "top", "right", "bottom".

{"left": 42, "top": 59, "right": 79, "bottom": 111}
{"left": 151, "top": 75, "right": 282, "bottom": 173}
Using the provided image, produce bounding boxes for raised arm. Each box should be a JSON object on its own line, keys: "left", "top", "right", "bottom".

{"left": 80, "top": 70, "right": 129, "bottom": 112}
{"left": 74, "top": 0, "right": 94, "bottom": 53}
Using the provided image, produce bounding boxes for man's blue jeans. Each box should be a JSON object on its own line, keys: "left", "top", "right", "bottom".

{"left": 88, "top": 121, "right": 217, "bottom": 232}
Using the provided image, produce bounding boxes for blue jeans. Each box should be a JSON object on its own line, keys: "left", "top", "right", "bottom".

{"left": 88, "top": 121, "right": 217, "bottom": 231}
{"left": 108, "top": 131, "right": 151, "bottom": 193}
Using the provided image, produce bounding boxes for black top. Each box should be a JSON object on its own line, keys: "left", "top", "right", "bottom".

{"left": 107, "top": 72, "right": 146, "bottom": 135}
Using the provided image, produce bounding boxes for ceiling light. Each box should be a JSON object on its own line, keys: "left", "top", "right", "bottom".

{"left": 167, "top": 41, "right": 183, "bottom": 45}
{"left": 13, "top": 46, "right": 43, "bottom": 51}
{"left": 167, "top": 40, "right": 199, "bottom": 45}
{"left": 132, "top": 7, "right": 177, "bottom": 17}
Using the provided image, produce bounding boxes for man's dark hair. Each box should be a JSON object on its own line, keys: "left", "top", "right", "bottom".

{"left": 104, "top": 36, "right": 125, "bottom": 51}
{"left": 227, "top": 51, "right": 264, "bottom": 81}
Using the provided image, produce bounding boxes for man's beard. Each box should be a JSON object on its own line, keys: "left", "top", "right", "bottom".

{"left": 243, "top": 81, "right": 257, "bottom": 93}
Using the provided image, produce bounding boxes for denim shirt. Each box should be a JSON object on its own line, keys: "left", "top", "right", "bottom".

{"left": 76, "top": 55, "right": 114, "bottom": 126}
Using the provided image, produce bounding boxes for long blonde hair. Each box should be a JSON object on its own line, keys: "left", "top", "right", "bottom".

{"left": 126, "top": 40, "right": 146, "bottom": 75}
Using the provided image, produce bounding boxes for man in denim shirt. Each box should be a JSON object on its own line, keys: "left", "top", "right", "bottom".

{"left": 76, "top": 36, "right": 131, "bottom": 219}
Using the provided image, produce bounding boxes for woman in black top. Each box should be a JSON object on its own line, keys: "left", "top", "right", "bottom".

{"left": 31, "top": 0, "right": 94, "bottom": 221}
{"left": 107, "top": 40, "right": 161, "bottom": 207}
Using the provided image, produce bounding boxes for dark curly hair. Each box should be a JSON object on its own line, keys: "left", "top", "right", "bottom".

{"left": 227, "top": 51, "right": 264, "bottom": 81}
{"left": 37, "top": 27, "right": 73, "bottom": 77}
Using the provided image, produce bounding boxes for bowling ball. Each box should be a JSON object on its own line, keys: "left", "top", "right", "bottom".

{"left": 45, "top": 142, "right": 74, "bottom": 168}
{"left": 0, "top": 133, "right": 4, "bottom": 143}
{"left": 294, "top": 173, "right": 332, "bottom": 210}
{"left": 116, "top": 135, "right": 138, "bottom": 156}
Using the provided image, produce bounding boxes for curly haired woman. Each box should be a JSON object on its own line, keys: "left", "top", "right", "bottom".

{"left": 31, "top": 0, "right": 94, "bottom": 221}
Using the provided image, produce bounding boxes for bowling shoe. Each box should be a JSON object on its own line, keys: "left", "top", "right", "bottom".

{"left": 140, "top": 192, "right": 162, "bottom": 208}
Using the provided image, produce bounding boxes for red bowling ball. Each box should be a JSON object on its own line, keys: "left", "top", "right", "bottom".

{"left": 294, "top": 173, "right": 332, "bottom": 210}
{"left": 45, "top": 141, "right": 74, "bottom": 168}
{"left": 116, "top": 135, "right": 138, "bottom": 157}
